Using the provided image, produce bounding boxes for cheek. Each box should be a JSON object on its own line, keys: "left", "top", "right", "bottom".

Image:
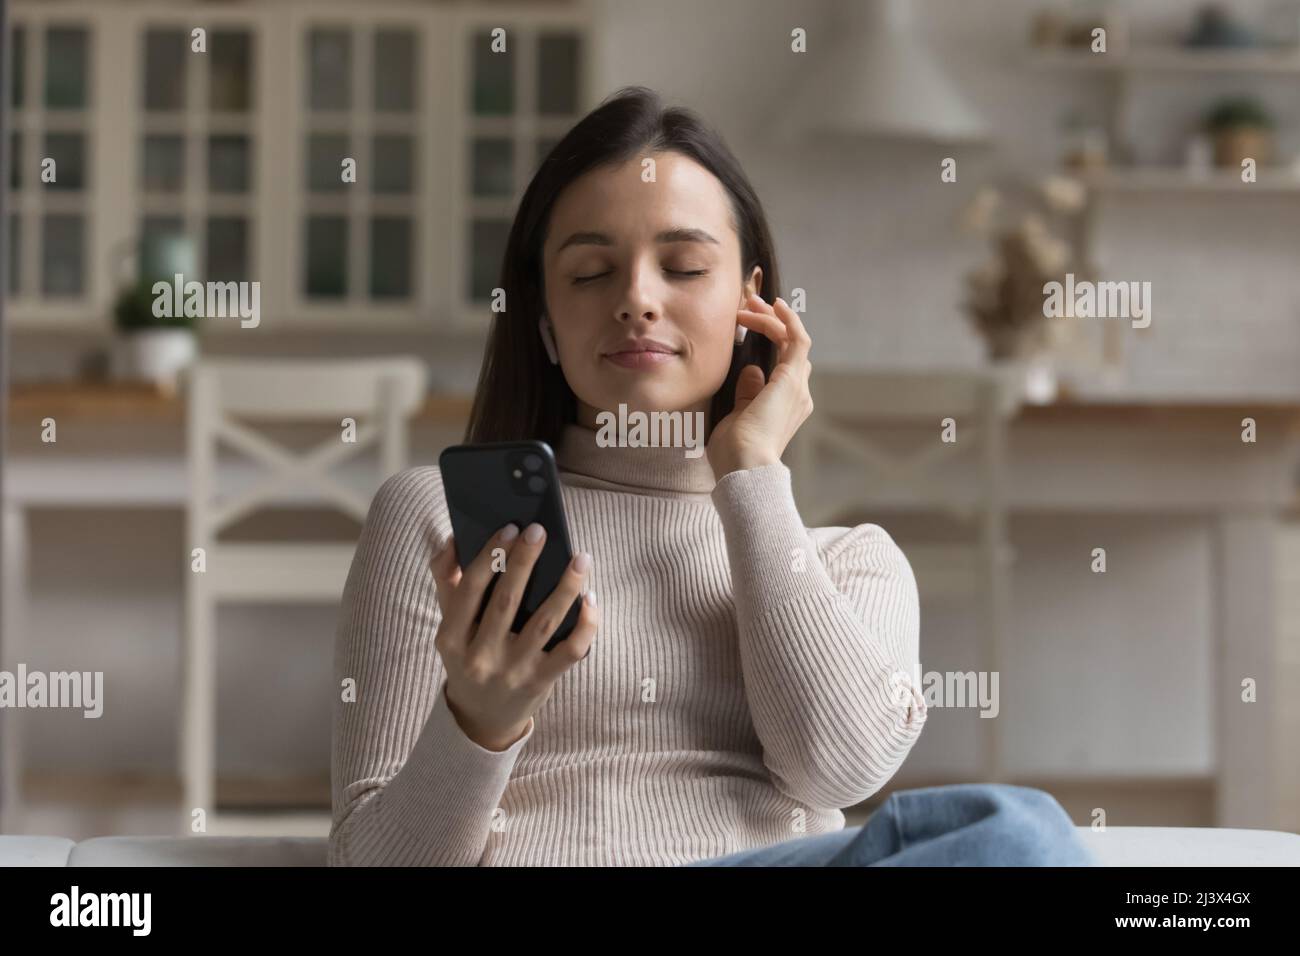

{"left": 545, "top": 281, "right": 576, "bottom": 318}
{"left": 677, "top": 282, "right": 740, "bottom": 356}
{"left": 547, "top": 290, "right": 598, "bottom": 346}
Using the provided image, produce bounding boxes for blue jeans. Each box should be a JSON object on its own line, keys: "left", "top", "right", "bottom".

{"left": 684, "top": 783, "right": 1099, "bottom": 866}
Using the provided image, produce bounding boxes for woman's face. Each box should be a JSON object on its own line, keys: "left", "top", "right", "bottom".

{"left": 541, "top": 150, "right": 762, "bottom": 431}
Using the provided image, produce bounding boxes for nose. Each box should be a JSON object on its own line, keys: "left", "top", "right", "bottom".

{"left": 614, "top": 255, "right": 664, "bottom": 324}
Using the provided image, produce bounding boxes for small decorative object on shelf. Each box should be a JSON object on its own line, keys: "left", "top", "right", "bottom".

{"left": 1204, "top": 96, "right": 1275, "bottom": 168}
{"left": 1184, "top": 3, "right": 1260, "bottom": 49}
{"left": 1028, "top": 0, "right": 1129, "bottom": 52}
{"left": 959, "top": 174, "right": 1100, "bottom": 403}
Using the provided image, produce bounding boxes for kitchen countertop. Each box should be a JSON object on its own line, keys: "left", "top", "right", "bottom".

{"left": 7, "top": 381, "right": 1300, "bottom": 429}
{"left": 4, "top": 382, "right": 475, "bottom": 425}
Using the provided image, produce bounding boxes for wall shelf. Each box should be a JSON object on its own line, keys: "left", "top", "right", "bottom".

{"left": 1023, "top": 34, "right": 1300, "bottom": 379}
{"left": 1027, "top": 46, "right": 1300, "bottom": 74}
{"left": 1079, "top": 166, "right": 1300, "bottom": 193}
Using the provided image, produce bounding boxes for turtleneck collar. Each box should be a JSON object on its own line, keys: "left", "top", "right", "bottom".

{"left": 554, "top": 422, "right": 718, "bottom": 496}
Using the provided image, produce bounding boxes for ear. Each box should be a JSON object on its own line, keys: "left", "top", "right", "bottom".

{"left": 740, "top": 266, "right": 763, "bottom": 306}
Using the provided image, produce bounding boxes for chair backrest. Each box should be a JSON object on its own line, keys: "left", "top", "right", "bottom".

{"left": 183, "top": 357, "right": 427, "bottom": 540}
{"left": 790, "top": 367, "right": 1023, "bottom": 525}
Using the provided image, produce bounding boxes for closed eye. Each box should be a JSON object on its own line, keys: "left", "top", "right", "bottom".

{"left": 571, "top": 268, "right": 708, "bottom": 285}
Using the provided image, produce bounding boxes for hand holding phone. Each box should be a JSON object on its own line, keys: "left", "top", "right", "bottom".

{"left": 433, "top": 442, "right": 600, "bottom": 750}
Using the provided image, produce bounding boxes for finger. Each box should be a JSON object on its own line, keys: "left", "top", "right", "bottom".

{"left": 736, "top": 309, "right": 788, "bottom": 342}
{"left": 743, "top": 291, "right": 782, "bottom": 329}
{"left": 534, "top": 592, "right": 600, "bottom": 681}
{"left": 772, "top": 297, "right": 811, "bottom": 356}
{"left": 516, "top": 550, "right": 592, "bottom": 656}
{"left": 445, "top": 523, "right": 521, "bottom": 646}
{"left": 475, "top": 522, "right": 547, "bottom": 647}
{"left": 770, "top": 297, "right": 812, "bottom": 378}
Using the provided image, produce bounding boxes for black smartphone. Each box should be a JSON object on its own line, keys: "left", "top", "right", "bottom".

{"left": 438, "top": 440, "right": 581, "bottom": 652}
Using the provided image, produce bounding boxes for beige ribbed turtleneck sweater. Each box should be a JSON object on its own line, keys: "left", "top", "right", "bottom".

{"left": 329, "top": 423, "right": 928, "bottom": 866}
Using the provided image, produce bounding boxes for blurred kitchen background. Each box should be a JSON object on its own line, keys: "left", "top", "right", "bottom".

{"left": 2, "top": 0, "right": 1299, "bottom": 840}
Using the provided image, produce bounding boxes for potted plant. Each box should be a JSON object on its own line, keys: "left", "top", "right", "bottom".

{"left": 112, "top": 234, "right": 199, "bottom": 392}
{"left": 1205, "top": 96, "right": 1275, "bottom": 168}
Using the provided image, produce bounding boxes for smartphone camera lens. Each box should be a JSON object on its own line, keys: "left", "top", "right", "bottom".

{"left": 523, "top": 453, "right": 542, "bottom": 472}
{"left": 527, "top": 475, "right": 547, "bottom": 494}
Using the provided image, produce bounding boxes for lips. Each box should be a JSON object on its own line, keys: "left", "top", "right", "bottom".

{"left": 603, "top": 341, "right": 678, "bottom": 356}
{"left": 603, "top": 349, "right": 679, "bottom": 369}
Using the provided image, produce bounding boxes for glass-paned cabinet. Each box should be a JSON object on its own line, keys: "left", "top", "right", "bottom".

{"left": 4, "top": 1, "right": 592, "bottom": 331}
{"left": 299, "top": 24, "right": 419, "bottom": 303}
{"left": 140, "top": 24, "right": 258, "bottom": 285}
{"left": 8, "top": 20, "right": 94, "bottom": 308}
{"left": 462, "top": 21, "right": 584, "bottom": 306}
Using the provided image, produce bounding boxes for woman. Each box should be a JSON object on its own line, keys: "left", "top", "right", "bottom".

{"left": 329, "top": 86, "right": 1096, "bottom": 867}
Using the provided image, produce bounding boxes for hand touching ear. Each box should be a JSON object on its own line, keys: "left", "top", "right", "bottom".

{"left": 707, "top": 293, "right": 813, "bottom": 481}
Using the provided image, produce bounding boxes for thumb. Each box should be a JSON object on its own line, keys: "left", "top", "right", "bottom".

{"left": 732, "top": 364, "right": 766, "bottom": 413}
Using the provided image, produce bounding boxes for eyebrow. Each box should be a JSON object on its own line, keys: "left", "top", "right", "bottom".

{"left": 555, "top": 227, "right": 720, "bottom": 253}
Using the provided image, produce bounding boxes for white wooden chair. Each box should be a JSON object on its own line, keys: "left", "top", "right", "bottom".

{"left": 180, "top": 357, "right": 427, "bottom": 836}
{"left": 787, "top": 367, "right": 1023, "bottom": 783}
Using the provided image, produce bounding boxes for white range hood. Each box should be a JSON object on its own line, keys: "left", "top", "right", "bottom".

{"left": 784, "top": 0, "right": 988, "bottom": 144}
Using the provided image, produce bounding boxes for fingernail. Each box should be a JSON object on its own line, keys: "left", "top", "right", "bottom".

{"left": 584, "top": 590, "right": 597, "bottom": 607}
{"left": 524, "top": 522, "right": 545, "bottom": 544}
{"left": 572, "top": 551, "right": 591, "bottom": 573}
{"left": 500, "top": 523, "right": 519, "bottom": 542}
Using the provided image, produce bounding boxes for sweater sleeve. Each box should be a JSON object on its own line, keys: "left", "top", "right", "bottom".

{"left": 710, "top": 461, "right": 927, "bottom": 810}
{"left": 329, "top": 466, "right": 535, "bottom": 866}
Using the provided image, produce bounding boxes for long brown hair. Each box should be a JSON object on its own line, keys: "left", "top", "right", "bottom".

{"left": 464, "top": 86, "right": 781, "bottom": 449}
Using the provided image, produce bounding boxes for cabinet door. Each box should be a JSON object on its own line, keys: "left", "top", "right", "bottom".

{"left": 286, "top": 8, "right": 429, "bottom": 327}
{"left": 137, "top": 20, "right": 261, "bottom": 297}
{"left": 450, "top": 10, "right": 589, "bottom": 329}
{"left": 7, "top": 16, "right": 96, "bottom": 324}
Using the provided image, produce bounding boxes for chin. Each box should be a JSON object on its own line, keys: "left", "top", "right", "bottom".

{"left": 596, "top": 390, "right": 674, "bottom": 415}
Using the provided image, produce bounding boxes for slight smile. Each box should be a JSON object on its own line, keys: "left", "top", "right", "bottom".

{"left": 602, "top": 346, "right": 680, "bottom": 370}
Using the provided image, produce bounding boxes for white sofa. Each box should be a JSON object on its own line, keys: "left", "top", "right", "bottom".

{"left": 2, "top": 827, "right": 1299, "bottom": 866}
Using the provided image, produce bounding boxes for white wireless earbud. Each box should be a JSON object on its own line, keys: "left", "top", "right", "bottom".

{"left": 538, "top": 316, "right": 560, "bottom": 364}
